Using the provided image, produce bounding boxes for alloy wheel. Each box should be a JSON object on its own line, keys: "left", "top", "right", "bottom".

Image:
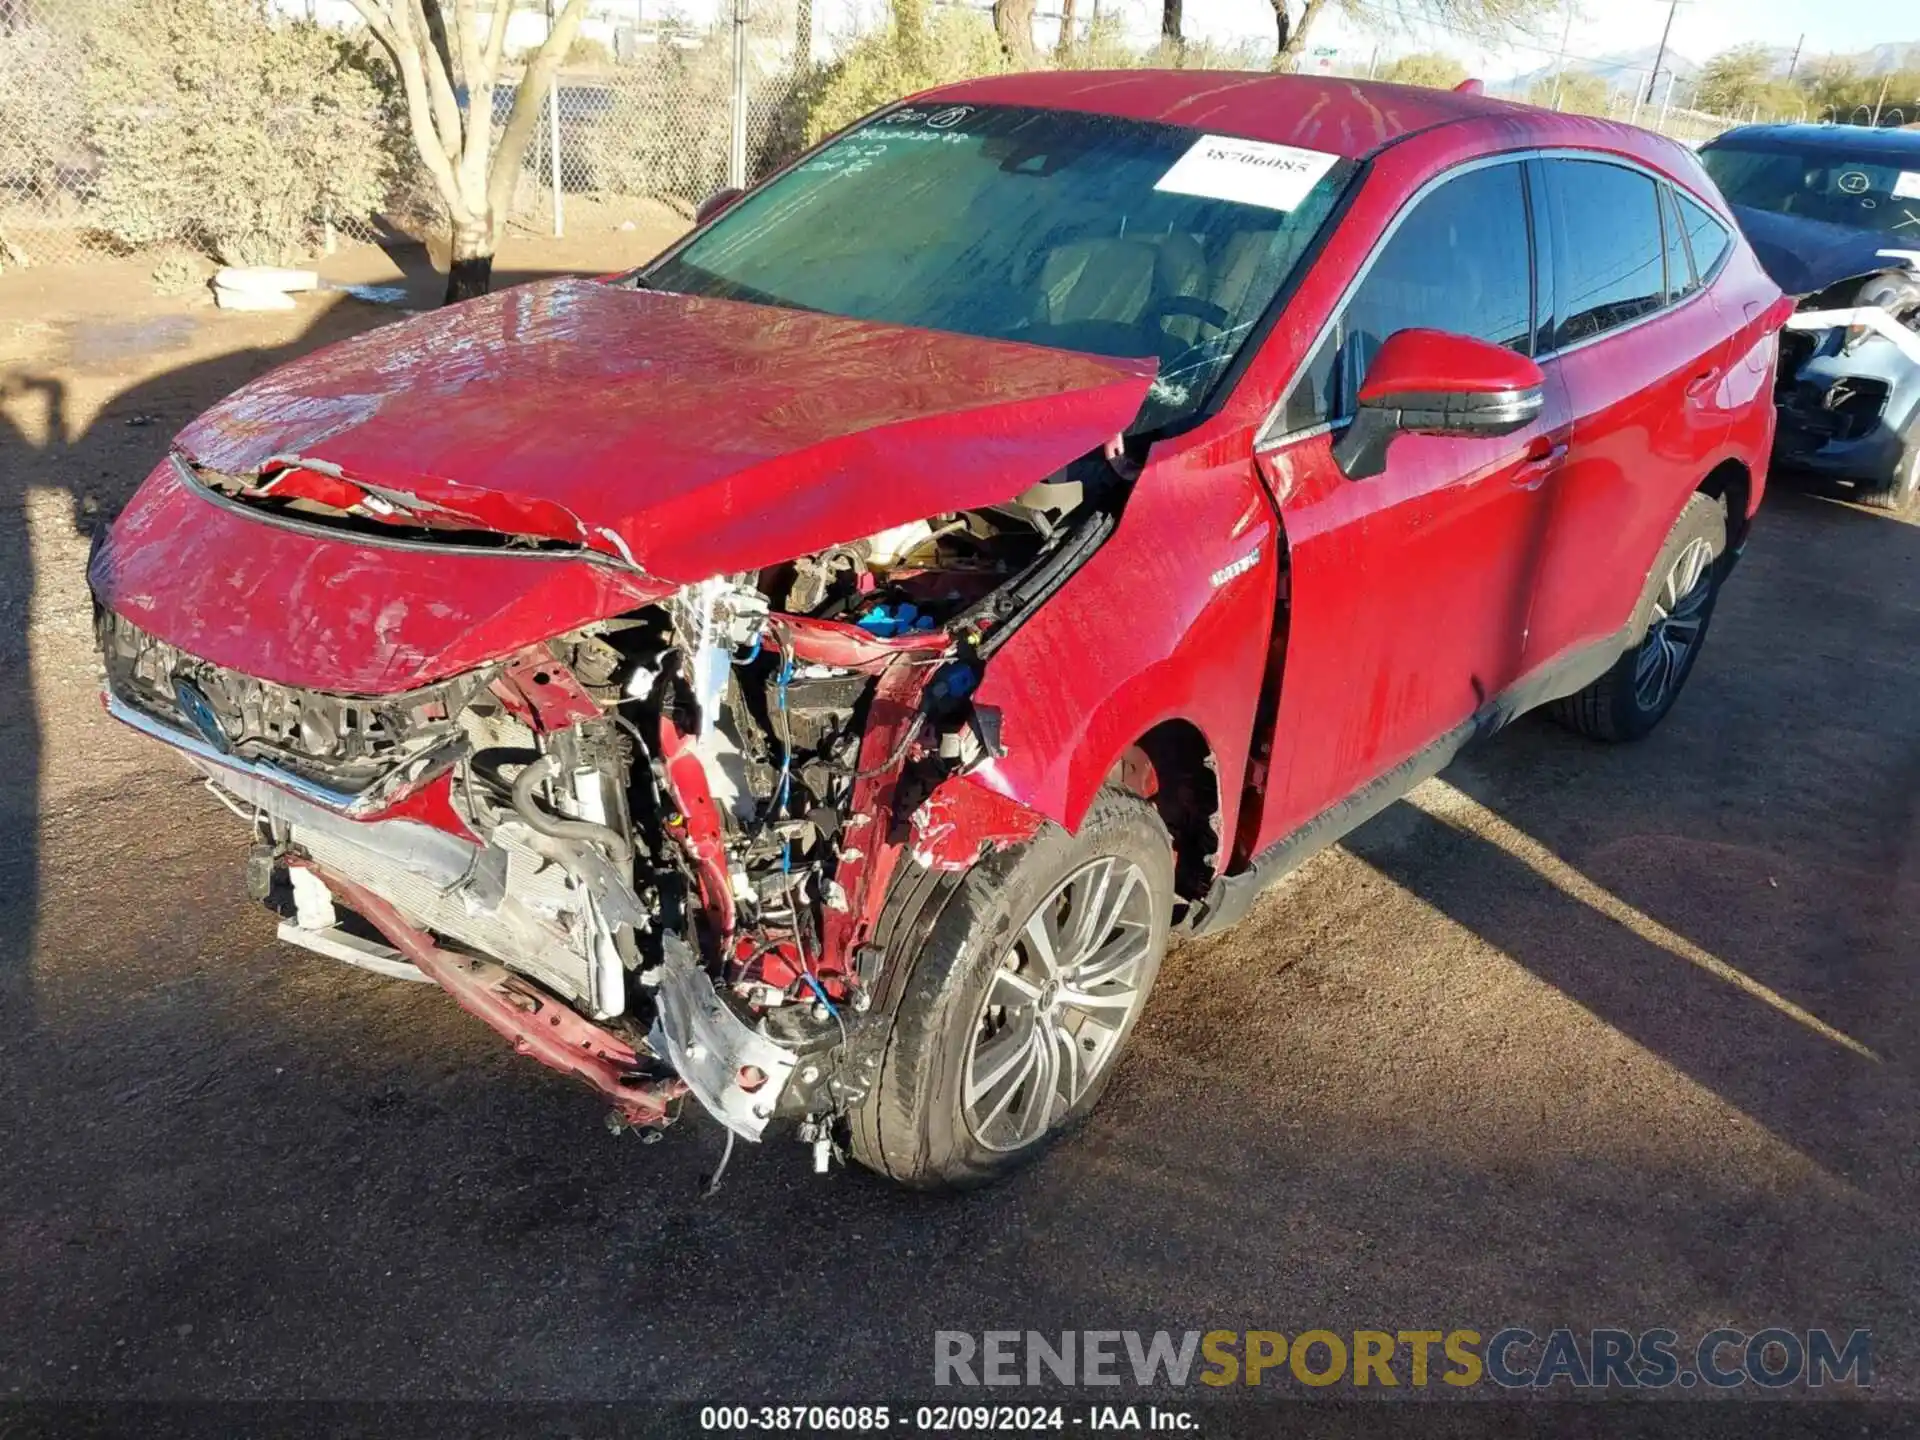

{"left": 962, "top": 856, "right": 1156, "bottom": 1153}
{"left": 1633, "top": 535, "right": 1715, "bottom": 711}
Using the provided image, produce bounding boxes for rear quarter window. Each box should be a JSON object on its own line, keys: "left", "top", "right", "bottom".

{"left": 1675, "top": 191, "right": 1732, "bottom": 285}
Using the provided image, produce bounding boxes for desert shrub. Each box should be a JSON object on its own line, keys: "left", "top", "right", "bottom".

{"left": 85, "top": 0, "right": 397, "bottom": 264}
{"left": 566, "top": 34, "right": 617, "bottom": 69}
{"left": 802, "top": 0, "right": 1007, "bottom": 144}
{"left": 1377, "top": 51, "right": 1468, "bottom": 89}
{"left": 1524, "top": 70, "right": 1610, "bottom": 116}
{"left": 1167, "top": 35, "right": 1266, "bottom": 69}
{"left": 1058, "top": 13, "right": 1141, "bottom": 70}
{"left": 148, "top": 244, "right": 213, "bottom": 295}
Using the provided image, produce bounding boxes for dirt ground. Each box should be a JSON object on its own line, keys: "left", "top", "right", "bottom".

{"left": 0, "top": 227, "right": 1915, "bottom": 1417}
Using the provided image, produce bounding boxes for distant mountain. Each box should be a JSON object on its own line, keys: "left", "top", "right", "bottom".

{"left": 1496, "top": 44, "right": 1702, "bottom": 99}
{"left": 1493, "top": 38, "right": 1920, "bottom": 100}
{"left": 1848, "top": 42, "right": 1920, "bottom": 75}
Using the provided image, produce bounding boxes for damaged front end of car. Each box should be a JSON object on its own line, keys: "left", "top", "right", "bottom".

{"left": 1745, "top": 222, "right": 1920, "bottom": 492}
{"left": 91, "top": 447, "right": 1134, "bottom": 1167}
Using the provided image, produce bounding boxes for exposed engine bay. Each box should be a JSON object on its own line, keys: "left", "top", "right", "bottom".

{"left": 1774, "top": 259, "right": 1920, "bottom": 483}
{"left": 96, "top": 454, "right": 1128, "bottom": 1168}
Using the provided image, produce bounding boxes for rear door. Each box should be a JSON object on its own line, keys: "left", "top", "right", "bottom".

{"left": 1242, "top": 158, "right": 1568, "bottom": 850}
{"left": 1519, "top": 155, "right": 1740, "bottom": 678}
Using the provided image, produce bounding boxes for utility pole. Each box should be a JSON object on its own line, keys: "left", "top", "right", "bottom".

{"left": 547, "top": 0, "right": 563, "bottom": 238}
{"left": 728, "top": 0, "right": 749, "bottom": 189}
{"left": 1551, "top": 0, "right": 1573, "bottom": 109}
{"left": 1783, "top": 32, "right": 1803, "bottom": 85}
{"left": 1645, "top": 0, "right": 1681, "bottom": 105}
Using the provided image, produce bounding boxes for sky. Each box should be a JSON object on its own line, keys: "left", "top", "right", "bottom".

{"left": 1174, "top": 0, "right": 1918, "bottom": 76}
{"left": 300, "top": 0, "right": 1914, "bottom": 80}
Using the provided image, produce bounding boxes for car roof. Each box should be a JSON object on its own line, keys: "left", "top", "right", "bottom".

{"left": 1703, "top": 123, "right": 1920, "bottom": 160}
{"left": 918, "top": 70, "right": 1622, "bottom": 161}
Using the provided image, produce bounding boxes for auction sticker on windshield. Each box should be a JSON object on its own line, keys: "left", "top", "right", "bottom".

{"left": 1894, "top": 171, "right": 1920, "bottom": 201}
{"left": 1154, "top": 135, "right": 1341, "bottom": 212}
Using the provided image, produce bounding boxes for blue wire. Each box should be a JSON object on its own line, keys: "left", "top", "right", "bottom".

{"left": 802, "top": 971, "right": 841, "bottom": 1021}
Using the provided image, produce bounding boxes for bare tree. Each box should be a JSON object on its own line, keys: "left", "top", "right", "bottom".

{"left": 1271, "top": 0, "right": 1548, "bottom": 69}
{"left": 992, "top": 0, "right": 1037, "bottom": 66}
{"left": 1161, "top": 0, "right": 1182, "bottom": 53}
{"left": 1055, "top": 0, "right": 1077, "bottom": 59}
{"left": 348, "top": 0, "right": 590, "bottom": 304}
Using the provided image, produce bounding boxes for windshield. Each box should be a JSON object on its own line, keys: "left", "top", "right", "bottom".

{"left": 1701, "top": 139, "right": 1920, "bottom": 241}
{"left": 643, "top": 103, "right": 1354, "bottom": 429}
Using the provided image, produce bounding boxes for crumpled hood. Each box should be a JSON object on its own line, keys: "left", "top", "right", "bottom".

{"left": 1731, "top": 204, "right": 1916, "bottom": 298}
{"left": 172, "top": 279, "right": 1157, "bottom": 580}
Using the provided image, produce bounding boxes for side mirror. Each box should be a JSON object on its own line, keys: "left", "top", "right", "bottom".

{"left": 1332, "top": 328, "right": 1546, "bottom": 481}
{"left": 694, "top": 186, "right": 744, "bottom": 227}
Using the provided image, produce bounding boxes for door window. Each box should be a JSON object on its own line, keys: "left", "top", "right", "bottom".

{"left": 1275, "top": 160, "right": 1534, "bottom": 436}
{"left": 1541, "top": 159, "right": 1668, "bottom": 347}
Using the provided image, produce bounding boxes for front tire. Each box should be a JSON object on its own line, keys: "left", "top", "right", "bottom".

{"left": 1549, "top": 491, "right": 1726, "bottom": 743}
{"left": 847, "top": 789, "right": 1172, "bottom": 1190}
{"left": 1856, "top": 421, "right": 1920, "bottom": 514}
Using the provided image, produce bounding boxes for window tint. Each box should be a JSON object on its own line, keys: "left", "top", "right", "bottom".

{"left": 1675, "top": 191, "right": 1732, "bottom": 284}
{"left": 1662, "top": 185, "right": 1700, "bottom": 300}
{"left": 1278, "top": 161, "right": 1532, "bottom": 434}
{"left": 1543, "top": 159, "right": 1667, "bottom": 347}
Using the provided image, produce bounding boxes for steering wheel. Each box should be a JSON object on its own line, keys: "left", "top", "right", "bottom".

{"left": 1150, "top": 293, "right": 1232, "bottom": 340}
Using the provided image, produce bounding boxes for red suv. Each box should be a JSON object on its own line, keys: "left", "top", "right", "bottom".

{"left": 91, "top": 73, "right": 1787, "bottom": 1188}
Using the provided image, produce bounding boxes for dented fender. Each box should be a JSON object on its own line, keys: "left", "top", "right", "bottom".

{"left": 960, "top": 435, "right": 1283, "bottom": 866}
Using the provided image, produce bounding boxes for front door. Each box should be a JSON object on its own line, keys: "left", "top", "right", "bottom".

{"left": 1242, "top": 158, "right": 1568, "bottom": 850}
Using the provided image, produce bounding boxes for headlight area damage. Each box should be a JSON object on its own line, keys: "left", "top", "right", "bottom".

{"left": 93, "top": 453, "right": 1136, "bottom": 1167}
{"left": 1742, "top": 214, "right": 1920, "bottom": 499}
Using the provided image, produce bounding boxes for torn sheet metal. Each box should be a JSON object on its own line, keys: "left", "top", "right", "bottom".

{"left": 908, "top": 776, "right": 1048, "bottom": 871}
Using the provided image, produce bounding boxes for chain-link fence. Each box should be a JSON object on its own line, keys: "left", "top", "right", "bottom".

{"left": 494, "top": 3, "right": 816, "bottom": 240}
{"left": 0, "top": 7, "right": 92, "bottom": 267}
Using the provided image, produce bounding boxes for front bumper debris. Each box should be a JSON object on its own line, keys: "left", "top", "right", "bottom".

{"left": 648, "top": 937, "right": 803, "bottom": 1140}
{"left": 306, "top": 861, "right": 688, "bottom": 1128}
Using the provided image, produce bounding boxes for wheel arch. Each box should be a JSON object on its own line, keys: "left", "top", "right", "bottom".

{"left": 1695, "top": 456, "right": 1753, "bottom": 552}
{"left": 1103, "top": 718, "right": 1223, "bottom": 914}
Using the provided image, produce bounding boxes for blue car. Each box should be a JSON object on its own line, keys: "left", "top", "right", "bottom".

{"left": 1700, "top": 124, "right": 1920, "bottom": 511}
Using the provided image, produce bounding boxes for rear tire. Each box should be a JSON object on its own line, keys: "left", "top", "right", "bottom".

{"left": 1549, "top": 491, "right": 1727, "bottom": 743}
{"left": 1856, "top": 422, "right": 1920, "bottom": 514}
{"left": 847, "top": 789, "right": 1172, "bottom": 1190}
